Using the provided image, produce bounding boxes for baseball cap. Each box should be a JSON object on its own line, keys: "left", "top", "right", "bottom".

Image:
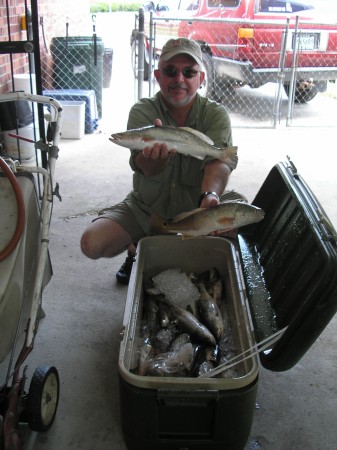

{"left": 159, "top": 38, "right": 203, "bottom": 67}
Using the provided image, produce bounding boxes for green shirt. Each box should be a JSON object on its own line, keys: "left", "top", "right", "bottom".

{"left": 124, "top": 92, "right": 235, "bottom": 233}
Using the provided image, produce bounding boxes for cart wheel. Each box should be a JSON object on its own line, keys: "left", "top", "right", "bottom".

{"left": 27, "top": 366, "right": 60, "bottom": 432}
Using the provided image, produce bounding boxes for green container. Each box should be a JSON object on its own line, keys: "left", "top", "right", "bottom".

{"left": 50, "top": 36, "right": 104, "bottom": 117}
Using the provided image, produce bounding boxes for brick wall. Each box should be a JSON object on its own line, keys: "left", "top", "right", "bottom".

{"left": 0, "top": 0, "right": 90, "bottom": 94}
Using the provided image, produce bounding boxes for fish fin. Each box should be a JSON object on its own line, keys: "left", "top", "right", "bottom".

{"left": 181, "top": 232, "right": 198, "bottom": 240}
{"left": 180, "top": 127, "right": 214, "bottom": 145}
{"left": 218, "top": 146, "right": 238, "bottom": 167}
{"left": 188, "top": 154, "right": 205, "bottom": 160}
{"left": 172, "top": 208, "right": 205, "bottom": 223}
{"left": 220, "top": 190, "right": 248, "bottom": 203}
{"left": 181, "top": 231, "right": 210, "bottom": 240}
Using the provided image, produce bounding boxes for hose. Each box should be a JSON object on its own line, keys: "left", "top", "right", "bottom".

{"left": 0, "top": 157, "right": 25, "bottom": 262}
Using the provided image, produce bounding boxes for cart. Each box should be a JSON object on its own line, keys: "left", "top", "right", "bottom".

{"left": 0, "top": 92, "right": 63, "bottom": 449}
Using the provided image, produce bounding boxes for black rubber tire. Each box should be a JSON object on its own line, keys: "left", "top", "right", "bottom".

{"left": 199, "top": 51, "right": 214, "bottom": 98}
{"left": 284, "top": 82, "right": 319, "bottom": 103}
{"left": 27, "top": 366, "right": 60, "bottom": 432}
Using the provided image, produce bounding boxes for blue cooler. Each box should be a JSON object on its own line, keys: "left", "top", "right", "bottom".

{"left": 43, "top": 89, "right": 98, "bottom": 134}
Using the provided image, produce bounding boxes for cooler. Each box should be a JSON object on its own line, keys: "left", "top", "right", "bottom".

{"left": 118, "top": 160, "right": 337, "bottom": 450}
{"left": 43, "top": 89, "right": 98, "bottom": 134}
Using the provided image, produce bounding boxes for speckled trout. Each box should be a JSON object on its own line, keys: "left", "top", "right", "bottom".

{"left": 110, "top": 125, "right": 238, "bottom": 167}
{"left": 150, "top": 201, "right": 265, "bottom": 239}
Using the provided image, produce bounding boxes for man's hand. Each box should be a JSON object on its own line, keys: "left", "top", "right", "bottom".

{"left": 143, "top": 142, "right": 170, "bottom": 160}
{"left": 133, "top": 119, "right": 175, "bottom": 176}
{"left": 142, "top": 119, "right": 176, "bottom": 160}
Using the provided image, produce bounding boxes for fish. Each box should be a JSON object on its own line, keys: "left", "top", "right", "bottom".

{"left": 169, "top": 333, "right": 191, "bottom": 353}
{"left": 194, "top": 347, "right": 218, "bottom": 377}
{"left": 154, "top": 328, "right": 175, "bottom": 353}
{"left": 109, "top": 125, "right": 238, "bottom": 167}
{"left": 153, "top": 294, "right": 216, "bottom": 347}
{"left": 150, "top": 201, "right": 265, "bottom": 239}
{"left": 197, "top": 280, "right": 224, "bottom": 342}
{"left": 142, "top": 294, "right": 159, "bottom": 339}
{"left": 208, "top": 267, "right": 223, "bottom": 308}
{"left": 146, "top": 343, "right": 194, "bottom": 376}
{"left": 158, "top": 302, "right": 170, "bottom": 328}
{"left": 137, "top": 340, "right": 155, "bottom": 376}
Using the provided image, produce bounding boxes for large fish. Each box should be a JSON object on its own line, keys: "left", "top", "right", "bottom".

{"left": 110, "top": 125, "right": 238, "bottom": 167}
{"left": 152, "top": 294, "right": 216, "bottom": 347}
{"left": 197, "top": 280, "right": 224, "bottom": 342}
{"left": 150, "top": 201, "right": 265, "bottom": 239}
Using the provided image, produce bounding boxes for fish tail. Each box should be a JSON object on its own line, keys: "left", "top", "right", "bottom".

{"left": 219, "top": 146, "right": 238, "bottom": 169}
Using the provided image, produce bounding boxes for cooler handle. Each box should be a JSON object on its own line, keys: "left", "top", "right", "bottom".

{"left": 157, "top": 389, "right": 219, "bottom": 404}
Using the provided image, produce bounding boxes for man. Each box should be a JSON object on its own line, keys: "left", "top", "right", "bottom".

{"left": 80, "top": 38, "right": 238, "bottom": 284}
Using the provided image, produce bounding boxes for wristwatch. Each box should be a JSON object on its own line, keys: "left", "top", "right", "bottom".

{"left": 198, "top": 191, "right": 220, "bottom": 207}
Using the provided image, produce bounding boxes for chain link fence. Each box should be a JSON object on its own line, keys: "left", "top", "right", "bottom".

{"left": 132, "top": 10, "right": 337, "bottom": 128}
{"left": 40, "top": 17, "right": 114, "bottom": 134}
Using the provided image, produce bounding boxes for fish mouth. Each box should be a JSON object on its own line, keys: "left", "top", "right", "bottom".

{"left": 110, "top": 133, "right": 121, "bottom": 140}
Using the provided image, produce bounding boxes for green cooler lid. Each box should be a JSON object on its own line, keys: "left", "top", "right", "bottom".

{"left": 238, "top": 159, "right": 337, "bottom": 371}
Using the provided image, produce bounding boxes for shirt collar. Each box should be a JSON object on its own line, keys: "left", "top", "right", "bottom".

{"left": 157, "top": 92, "right": 201, "bottom": 127}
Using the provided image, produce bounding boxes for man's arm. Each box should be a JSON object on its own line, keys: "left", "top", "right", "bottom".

{"left": 199, "top": 160, "right": 231, "bottom": 207}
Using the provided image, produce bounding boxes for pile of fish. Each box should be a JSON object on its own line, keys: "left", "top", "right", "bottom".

{"left": 135, "top": 268, "right": 243, "bottom": 378}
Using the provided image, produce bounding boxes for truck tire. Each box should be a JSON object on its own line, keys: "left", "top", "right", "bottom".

{"left": 283, "top": 81, "right": 319, "bottom": 103}
{"left": 199, "top": 51, "right": 214, "bottom": 98}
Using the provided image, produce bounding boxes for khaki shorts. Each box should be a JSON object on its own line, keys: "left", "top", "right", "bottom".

{"left": 93, "top": 201, "right": 147, "bottom": 242}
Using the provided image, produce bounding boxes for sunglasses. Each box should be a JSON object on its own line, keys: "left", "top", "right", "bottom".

{"left": 162, "top": 66, "right": 200, "bottom": 79}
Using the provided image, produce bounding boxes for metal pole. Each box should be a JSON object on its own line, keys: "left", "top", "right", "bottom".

{"left": 30, "top": 0, "right": 47, "bottom": 168}
{"left": 148, "top": 11, "right": 154, "bottom": 97}
{"left": 137, "top": 7, "right": 145, "bottom": 100}
{"left": 273, "top": 18, "right": 289, "bottom": 127}
{"left": 286, "top": 15, "right": 299, "bottom": 126}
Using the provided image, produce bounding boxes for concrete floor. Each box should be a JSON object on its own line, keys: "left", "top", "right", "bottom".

{"left": 4, "top": 15, "right": 337, "bottom": 450}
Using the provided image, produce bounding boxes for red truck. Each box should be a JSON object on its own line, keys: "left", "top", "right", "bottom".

{"left": 132, "top": 0, "right": 337, "bottom": 102}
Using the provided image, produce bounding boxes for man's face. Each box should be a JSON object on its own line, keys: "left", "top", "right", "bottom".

{"left": 154, "top": 54, "right": 205, "bottom": 108}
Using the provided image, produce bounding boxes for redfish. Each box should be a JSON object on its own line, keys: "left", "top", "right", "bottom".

{"left": 150, "top": 201, "right": 265, "bottom": 239}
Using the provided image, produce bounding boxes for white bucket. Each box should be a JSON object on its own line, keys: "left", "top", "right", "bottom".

{"left": 13, "top": 73, "right": 36, "bottom": 95}
{"left": 13, "top": 74, "right": 38, "bottom": 118}
{"left": 3, "top": 123, "right": 38, "bottom": 160}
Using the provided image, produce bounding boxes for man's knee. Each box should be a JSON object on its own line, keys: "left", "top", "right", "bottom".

{"left": 80, "top": 229, "right": 99, "bottom": 260}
